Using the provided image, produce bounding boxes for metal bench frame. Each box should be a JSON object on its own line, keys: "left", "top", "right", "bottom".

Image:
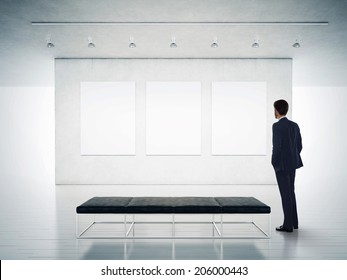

{"left": 76, "top": 212, "right": 271, "bottom": 239}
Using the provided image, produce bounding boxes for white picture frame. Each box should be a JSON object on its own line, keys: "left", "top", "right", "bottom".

{"left": 212, "top": 81, "right": 267, "bottom": 155}
{"left": 80, "top": 81, "right": 136, "bottom": 155}
{"left": 146, "top": 81, "right": 202, "bottom": 155}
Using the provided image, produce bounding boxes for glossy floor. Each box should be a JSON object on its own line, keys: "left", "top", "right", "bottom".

{"left": 1, "top": 180, "right": 347, "bottom": 260}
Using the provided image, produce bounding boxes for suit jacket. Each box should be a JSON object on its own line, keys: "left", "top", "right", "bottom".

{"left": 272, "top": 117, "right": 303, "bottom": 172}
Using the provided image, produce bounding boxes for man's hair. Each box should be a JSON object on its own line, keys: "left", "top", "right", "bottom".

{"left": 274, "top": 99, "right": 289, "bottom": 116}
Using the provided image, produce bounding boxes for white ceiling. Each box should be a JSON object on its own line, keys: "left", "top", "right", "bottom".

{"left": 1, "top": 0, "right": 347, "bottom": 86}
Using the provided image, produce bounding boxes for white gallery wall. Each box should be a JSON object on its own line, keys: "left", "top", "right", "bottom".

{"left": 1, "top": 86, "right": 347, "bottom": 198}
{"left": 3, "top": 73, "right": 345, "bottom": 198}
{"left": 0, "top": 87, "right": 55, "bottom": 214}
{"left": 55, "top": 58, "right": 292, "bottom": 184}
{"left": 293, "top": 87, "right": 347, "bottom": 207}
{"left": 0, "top": 87, "right": 55, "bottom": 183}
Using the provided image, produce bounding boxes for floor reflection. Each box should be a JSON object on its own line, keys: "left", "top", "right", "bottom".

{"left": 78, "top": 239, "right": 268, "bottom": 260}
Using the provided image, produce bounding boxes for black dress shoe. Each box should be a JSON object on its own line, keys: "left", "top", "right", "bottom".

{"left": 276, "top": 226, "right": 293, "bottom": 232}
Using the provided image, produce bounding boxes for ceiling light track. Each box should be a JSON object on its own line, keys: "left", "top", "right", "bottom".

{"left": 32, "top": 21, "right": 329, "bottom": 26}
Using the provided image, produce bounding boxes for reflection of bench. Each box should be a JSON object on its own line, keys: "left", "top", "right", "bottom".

{"left": 76, "top": 197, "right": 271, "bottom": 239}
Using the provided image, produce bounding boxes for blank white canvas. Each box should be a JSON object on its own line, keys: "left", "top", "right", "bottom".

{"left": 146, "top": 82, "right": 201, "bottom": 155}
{"left": 80, "top": 82, "right": 135, "bottom": 155}
{"left": 212, "top": 82, "right": 267, "bottom": 155}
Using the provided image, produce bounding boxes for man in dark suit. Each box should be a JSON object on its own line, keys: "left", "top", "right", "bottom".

{"left": 272, "top": 99, "right": 303, "bottom": 232}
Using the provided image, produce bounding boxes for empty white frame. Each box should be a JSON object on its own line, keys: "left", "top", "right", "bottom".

{"left": 80, "top": 81, "right": 136, "bottom": 155}
{"left": 212, "top": 82, "right": 267, "bottom": 155}
{"left": 146, "top": 82, "right": 201, "bottom": 155}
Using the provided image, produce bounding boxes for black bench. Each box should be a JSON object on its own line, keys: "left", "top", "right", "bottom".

{"left": 76, "top": 197, "right": 271, "bottom": 239}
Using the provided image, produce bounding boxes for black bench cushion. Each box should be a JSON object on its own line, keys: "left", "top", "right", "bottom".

{"left": 127, "top": 197, "right": 174, "bottom": 213}
{"left": 171, "top": 197, "right": 221, "bottom": 213}
{"left": 214, "top": 197, "right": 271, "bottom": 214}
{"left": 76, "top": 196, "right": 271, "bottom": 214}
{"left": 126, "top": 197, "right": 221, "bottom": 213}
{"left": 76, "top": 197, "right": 132, "bottom": 214}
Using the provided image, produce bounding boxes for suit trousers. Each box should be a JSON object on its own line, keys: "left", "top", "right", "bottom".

{"left": 275, "top": 170, "right": 298, "bottom": 229}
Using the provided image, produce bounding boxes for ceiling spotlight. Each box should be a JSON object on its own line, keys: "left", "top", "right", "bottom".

{"left": 129, "top": 37, "right": 136, "bottom": 48}
{"left": 46, "top": 41, "right": 55, "bottom": 48}
{"left": 211, "top": 37, "right": 219, "bottom": 48}
{"left": 252, "top": 40, "right": 260, "bottom": 48}
{"left": 170, "top": 37, "right": 177, "bottom": 48}
{"left": 88, "top": 42, "right": 95, "bottom": 48}
{"left": 87, "top": 36, "right": 96, "bottom": 48}
{"left": 292, "top": 40, "right": 301, "bottom": 48}
{"left": 46, "top": 37, "right": 54, "bottom": 48}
